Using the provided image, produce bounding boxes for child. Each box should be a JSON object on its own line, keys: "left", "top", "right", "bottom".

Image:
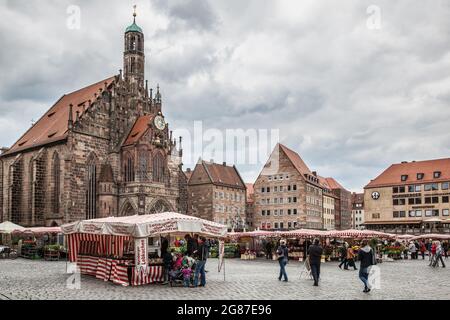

{"left": 181, "top": 266, "right": 192, "bottom": 287}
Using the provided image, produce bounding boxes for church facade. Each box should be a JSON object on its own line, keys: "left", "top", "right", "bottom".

{"left": 0, "top": 14, "right": 187, "bottom": 227}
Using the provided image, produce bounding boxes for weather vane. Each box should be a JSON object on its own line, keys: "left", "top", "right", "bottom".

{"left": 133, "top": 5, "right": 137, "bottom": 18}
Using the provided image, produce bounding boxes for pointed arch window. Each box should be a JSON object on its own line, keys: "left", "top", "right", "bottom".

{"left": 152, "top": 153, "right": 165, "bottom": 183}
{"left": 138, "top": 150, "right": 149, "bottom": 182}
{"left": 86, "top": 156, "right": 97, "bottom": 220}
{"left": 52, "top": 153, "right": 60, "bottom": 215}
{"left": 123, "top": 153, "right": 135, "bottom": 183}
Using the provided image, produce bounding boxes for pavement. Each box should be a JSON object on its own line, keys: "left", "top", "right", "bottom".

{"left": 0, "top": 257, "right": 449, "bottom": 300}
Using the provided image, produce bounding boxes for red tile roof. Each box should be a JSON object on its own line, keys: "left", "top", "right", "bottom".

{"left": 184, "top": 170, "right": 193, "bottom": 182}
{"left": 123, "top": 115, "right": 153, "bottom": 146}
{"left": 325, "top": 177, "right": 346, "bottom": 190}
{"left": 365, "top": 158, "right": 450, "bottom": 188}
{"left": 202, "top": 161, "right": 246, "bottom": 189}
{"left": 4, "top": 76, "right": 115, "bottom": 155}
{"left": 351, "top": 192, "right": 364, "bottom": 204}
{"left": 279, "top": 144, "right": 313, "bottom": 176}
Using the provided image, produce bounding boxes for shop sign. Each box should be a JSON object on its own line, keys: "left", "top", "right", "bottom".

{"left": 135, "top": 237, "right": 148, "bottom": 273}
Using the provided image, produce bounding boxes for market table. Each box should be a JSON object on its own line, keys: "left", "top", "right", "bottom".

{"left": 77, "top": 254, "right": 164, "bottom": 286}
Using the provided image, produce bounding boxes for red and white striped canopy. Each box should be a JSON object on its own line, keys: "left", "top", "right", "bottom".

{"left": 62, "top": 212, "right": 227, "bottom": 238}
{"left": 327, "top": 229, "right": 394, "bottom": 239}
{"left": 12, "top": 226, "right": 62, "bottom": 236}
{"left": 228, "top": 230, "right": 275, "bottom": 239}
{"left": 410, "top": 234, "right": 450, "bottom": 241}
{"left": 279, "top": 229, "right": 331, "bottom": 238}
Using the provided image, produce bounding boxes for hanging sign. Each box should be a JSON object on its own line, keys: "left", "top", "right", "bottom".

{"left": 135, "top": 237, "right": 148, "bottom": 273}
{"left": 218, "top": 240, "right": 225, "bottom": 272}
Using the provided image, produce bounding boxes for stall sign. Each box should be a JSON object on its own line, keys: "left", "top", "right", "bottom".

{"left": 218, "top": 240, "right": 225, "bottom": 272}
{"left": 135, "top": 237, "right": 148, "bottom": 273}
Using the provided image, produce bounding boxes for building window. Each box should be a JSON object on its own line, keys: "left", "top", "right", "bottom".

{"left": 434, "top": 171, "right": 441, "bottom": 179}
{"left": 267, "top": 210, "right": 271, "bottom": 216}
{"left": 442, "top": 196, "right": 449, "bottom": 203}
{"left": 274, "top": 209, "right": 278, "bottom": 216}
{"left": 443, "top": 209, "right": 449, "bottom": 216}
{"left": 424, "top": 197, "right": 431, "bottom": 204}
{"left": 268, "top": 176, "right": 272, "bottom": 181}
{"left": 86, "top": 158, "right": 97, "bottom": 220}
{"left": 424, "top": 183, "right": 439, "bottom": 191}
{"left": 417, "top": 173, "right": 424, "bottom": 180}
{"left": 293, "top": 185, "right": 297, "bottom": 191}
{"left": 138, "top": 150, "right": 148, "bottom": 181}
{"left": 393, "top": 187, "right": 398, "bottom": 193}
{"left": 432, "top": 210, "right": 439, "bottom": 217}
{"left": 123, "top": 153, "right": 135, "bottom": 182}
{"left": 408, "top": 210, "right": 415, "bottom": 217}
{"left": 267, "top": 187, "right": 270, "bottom": 192}
{"left": 261, "top": 187, "right": 265, "bottom": 193}
{"left": 415, "top": 185, "right": 421, "bottom": 192}
{"left": 287, "top": 209, "right": 291, "bottom": 215}
{"left": 408, "top": 185, "right": 415, "bottom": 192}
{"left": 274, "top": 186, "right": 278, "bottom": 192}
{"left": 293, "top": 197, "right": 297, "bottom": 203}
{"left": 372, "top": 213, "right": 380, "bottom": 219}
{"left": 280, "top": 222, "right": 284, "bottom": 229}
{"left": 416, "top": 210, "right": 422, "bottom": 217}
{"left": 425, "top": 210, "right": 432, "bottom": 217}
{"left": 279, "top": 209, "right": 283, "bottom": 216}
{"left": 401, "top": 175, "right": 408, "bottom": 181}
{"left": 432, "top": 197, "right": 439, "bottom": 204}
{"left": 261, "top": 210, "right": 266, "bottom": 216}
{"left": 152, "top": 153, "right": 165, "bottom": 183}
{"left": 442, "top": 182, "right": 449, "bottom": 190}
{"left": 52, "top": 152, "right": 60, "bottom": 215}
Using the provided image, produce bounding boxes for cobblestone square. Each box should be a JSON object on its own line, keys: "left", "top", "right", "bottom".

{"left": 1, "top": 258, "right": 449, "bottom": 300}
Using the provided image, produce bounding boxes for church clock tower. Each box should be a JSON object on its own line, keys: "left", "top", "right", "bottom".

{"left": 124, "top": 6, "right": 145, "bottom": 89}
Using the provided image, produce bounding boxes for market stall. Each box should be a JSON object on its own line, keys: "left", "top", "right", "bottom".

{"left": 12, "top": 227, "right": 63, "bottom": 260}
{"left": 228, "top": 230, "right": 275, "bottom": 259}
{"left": 410, "top": 234, "right": 450, "bottom": 241}
{"left": 61, "top": 212, "right": 227, "bottom": 287}
{"left": 0, "top": 221, "right": 24, "bottom": 247}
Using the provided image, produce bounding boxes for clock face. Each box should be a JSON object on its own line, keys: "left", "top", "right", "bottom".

{"left": 154, "top": 115, "right": 166, "bottom": 130}
{"left": 371, "top": 191, "right": 380, "bottom": 200}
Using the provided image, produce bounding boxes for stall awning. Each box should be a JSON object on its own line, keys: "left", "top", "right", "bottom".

{"left": 12, "top": 227, "right": 62, "bottom": 236}
{"left": 62, "top": 212, "right": 228, "bottom": 238}
{"left": 0, "top": 221, "right": 25, "bottom": 234}
{"left": 363, "top": 220, "right": 422, "bottom": 225}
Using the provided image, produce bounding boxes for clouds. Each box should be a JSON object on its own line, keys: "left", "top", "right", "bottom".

{"left": 1, "top": 0, "right": 450, "bottom": 191}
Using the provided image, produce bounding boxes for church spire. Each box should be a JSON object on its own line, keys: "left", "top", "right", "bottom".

{"left": 124, "top": 5, "right": 145, "bottom": 88}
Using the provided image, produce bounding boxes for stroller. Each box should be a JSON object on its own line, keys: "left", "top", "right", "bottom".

{"left": 169, "top": 256, "right": 197, "bottom": 287}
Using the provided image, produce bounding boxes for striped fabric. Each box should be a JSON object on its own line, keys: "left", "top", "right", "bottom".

{"left": 67, "top": 233, "right": 132, "bottom": 262}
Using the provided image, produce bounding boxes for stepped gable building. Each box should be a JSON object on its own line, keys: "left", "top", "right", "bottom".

{"left": 254, "top": 143, "right": 323, "bottom": 230}
{"left": 364, "top": 158, "right": 450, "bottom": 234}
{"left": 318, "top": 176, "right": 337, "bottom": 230}
{"left": 0, "top": 12, "right": 186, "bottom": 227}
{"left": 245, "top": 183, "right": 255, "bottom": 230}
{"left": 351, "top": 192, "right": 365, "bottom": 230}
{"left": 187, "top": 160, "right": 247, "bottom": 230}
{"left": 325, "top": 177, "right": 352, "bottom": 230}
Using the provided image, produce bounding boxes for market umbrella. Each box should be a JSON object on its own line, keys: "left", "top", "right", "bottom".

{"left": 0, "top": 221, "right": 25, "bottom": 234}
{"left": 227, "top": 230, "right": 274, "bottom": 240}
{"left": 410, "top": 233, "right": 450, "bottom": 241}
{"left": 280, "top": 228, "right": 331, "bottom": 238}
{"left": 12, "top": 227, "right": 62, "bottom": 236}
{"left": 423, "top": 218, "right": 444, "bottom": 223}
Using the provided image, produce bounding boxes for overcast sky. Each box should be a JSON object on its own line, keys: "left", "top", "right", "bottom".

{"left": 1, "top": 0, "right": 450, "bottom": 192}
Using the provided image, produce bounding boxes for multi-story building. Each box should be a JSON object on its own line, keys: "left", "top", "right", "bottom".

{"left": 0, "top": 12, "right": 186, "bottom": 226}
{"left": 187, "top": 160, "right": 246, "bottom": 230}
{"left": 254, "top": 144, "right": 323, "bottom": 231}
{"left": 325, "top": 178, "right": 352, "bottom": 230}
{"left": 319, "top": 176, "right": 336, "bottom": 230}
{"left": 364, "top": 158, "right": 450, "bottom": 234}
{"left": 245, "top": 183, "right": 255, "bottom": 231}
{"left": 351, "top": 192, "right": 365, "bottom": 230}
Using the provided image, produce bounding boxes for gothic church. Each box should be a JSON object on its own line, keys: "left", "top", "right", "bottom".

{"left": 0, "top": 12, "right": 188, "bottom": 227}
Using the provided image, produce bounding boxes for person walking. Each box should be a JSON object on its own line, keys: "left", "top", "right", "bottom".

{"left": 443, "top": 241, "right": 449, "bottom": 259}
{"left": 429, "top": 242, "right": 437, "bottom": 266}
{"left": 338, "top": 243, "right": 348, "bottom": 269}
{"left": 419, "top": 241, "right": 426, "bottom": 260}
{"left": 308, "top": 238, "right": 323, "bottom": 286}
{"left": 408, "top": 241, "right": 417, "bottom": 260}
{"left": 346, "top": 245, "right": 358, "bottom": 270}
{"left": 426, "top": 240, "right": 432, "bottom": 261}
{"left": 358, "top": 240, "right": 375, "bottom": 293}
{"left": 193, "top": 237, "right": 208, "bottom": 287}
{"left": 433, "top": 241, "right": 446, "bottom": 268}
{"left": 276, "top": 239, "right": 289, "bottom": 282}
{"left": 266, "top": 241, "right": 273, "bottom": 260}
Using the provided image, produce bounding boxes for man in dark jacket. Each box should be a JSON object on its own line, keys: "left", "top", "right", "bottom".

{"left": 276, "top": 239, "right": 289, "bottom": 282}
{"left": 358, "top": 240, "right": 376, "bottom": 293}
{"left": 308, "top": 238, "right": 323, "bottom": 286}
{"left": 193, "top": 237, "right": 208, "bottom": 287}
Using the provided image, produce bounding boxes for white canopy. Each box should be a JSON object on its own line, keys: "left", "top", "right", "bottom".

{"left": 0, "top": 221, "right": 25, "bottom": 234}
{"left": 61, "top": 212, "right": 228, "bottom": 238}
